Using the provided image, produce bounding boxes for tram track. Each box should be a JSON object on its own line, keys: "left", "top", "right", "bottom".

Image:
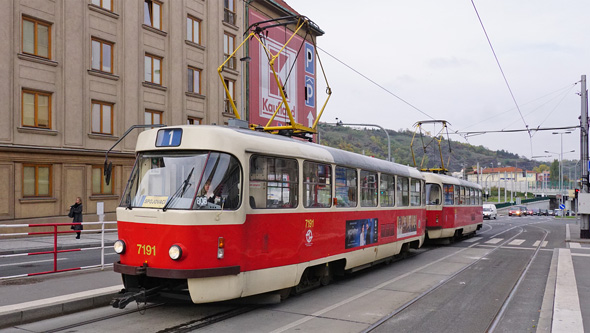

{"left": 362, "top": 221, "right": 550, "bottom": 333}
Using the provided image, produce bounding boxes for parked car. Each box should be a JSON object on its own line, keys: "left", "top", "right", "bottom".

{"left": 483, "top": 204, "right": 497, "bottom": 219}
{"left": 527, "top": 208, "right": 534, "bottom": 216}
{"left": 539, "top": 209, "right": 549, "bottom": 216}
{"left": 508, "top": 206, "right": 527, "bottom": 217}
{"left": 554, "top": 209, "right": 563, "bottom": 217}
{"left": 548, "top": 209, "right": 555, "bottom": 216}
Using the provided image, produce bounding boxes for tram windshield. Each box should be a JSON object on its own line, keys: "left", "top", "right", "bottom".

{"left": 120, "top": 151, "right": 241, "bottom": 210}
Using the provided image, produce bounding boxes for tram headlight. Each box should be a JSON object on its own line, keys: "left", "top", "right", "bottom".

{"left": 169, "top": 244, "right": 183, "bottom": 260}
{"left": 114, "top": 240, "right": 126, "bottom": 254}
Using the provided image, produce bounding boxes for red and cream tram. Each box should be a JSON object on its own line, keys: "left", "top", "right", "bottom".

{"left": 112, "top": 125, "right": 427, "bottom": 305}
{"left": 423, "top": 172, "right": 483, "bottom": 240}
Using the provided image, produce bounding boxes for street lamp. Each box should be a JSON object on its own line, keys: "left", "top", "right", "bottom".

{"left": 334, "top": 118, "right": 391, "bottom": 162}
{"left": 546, "top": 129, "right": 574, "bottom": 210}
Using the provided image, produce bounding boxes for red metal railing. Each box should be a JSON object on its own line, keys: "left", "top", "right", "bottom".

{"left": 0, "top": 222, "right": 117, "bottom": 279}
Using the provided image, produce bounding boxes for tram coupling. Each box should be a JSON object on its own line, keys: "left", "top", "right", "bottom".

{"left": 111, "top": 286, "right": 163, "bottom": 309}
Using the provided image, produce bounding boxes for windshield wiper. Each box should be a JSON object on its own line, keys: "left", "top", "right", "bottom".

{"left": 162, "top": 167, "right": 194, "bottom": 212}
{"left": 125, "top": 169, "right": 139, "bottom": 210}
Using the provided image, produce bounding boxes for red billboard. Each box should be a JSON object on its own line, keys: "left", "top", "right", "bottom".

{"left": 248, "top": 10, "right": 317, "bottom": 130}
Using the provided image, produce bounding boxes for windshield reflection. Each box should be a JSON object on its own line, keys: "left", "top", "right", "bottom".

{"left": 121, "top": 151, "right": 242, "bottom": 210}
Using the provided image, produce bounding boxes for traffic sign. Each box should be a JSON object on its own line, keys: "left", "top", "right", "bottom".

{"left": 559, "top": 204, "right": 565, "bottom": 210}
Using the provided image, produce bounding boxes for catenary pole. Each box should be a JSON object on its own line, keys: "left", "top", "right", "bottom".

{"left": 581, "top": 75, "right": 589, "bottom": 238}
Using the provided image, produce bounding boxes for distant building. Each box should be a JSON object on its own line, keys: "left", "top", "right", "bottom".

{"left": 467, "top": 167, "right": 536, "bottom": 193}
{"left": 0, "top": 0, "right": 319, "bottom": 227}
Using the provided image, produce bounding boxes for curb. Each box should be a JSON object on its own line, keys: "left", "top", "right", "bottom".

{"left": 0, "top": 285, "right": 122, "bottom": 329}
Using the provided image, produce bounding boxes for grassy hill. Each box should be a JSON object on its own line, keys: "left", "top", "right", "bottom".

{"left": 316, "top": 123, "right": 542, "bottom": 173}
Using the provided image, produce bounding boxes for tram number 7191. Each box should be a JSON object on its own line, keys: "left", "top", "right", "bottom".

{"left": 137, "top": 244, "right": 156, "bottom": 256}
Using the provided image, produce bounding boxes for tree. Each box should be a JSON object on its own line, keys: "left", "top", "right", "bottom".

{"left": 550, "top": 159, "right": 559, "bottom": 183}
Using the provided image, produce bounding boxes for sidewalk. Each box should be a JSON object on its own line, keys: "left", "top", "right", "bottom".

{"left": 0, "top": 231, "right": 123, "bottom": 329}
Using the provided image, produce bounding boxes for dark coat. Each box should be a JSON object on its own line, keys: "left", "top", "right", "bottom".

{"left": 70, "top": 203, "right": 83, "bottom": 230}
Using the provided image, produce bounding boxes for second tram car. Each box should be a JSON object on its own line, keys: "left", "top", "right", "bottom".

{"left": 423, "top": 173, "right": 483, "bottom": 240}
{"left": 112, "top": 125, "right": 428, "bottom": 305}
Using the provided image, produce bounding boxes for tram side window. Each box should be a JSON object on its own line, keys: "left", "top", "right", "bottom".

{"left": 460, "top": 186, "right": 466, "bottom": 205}
{"left": 426, "top": 183, "right": 441, "bottom": 205}
{"left": 454, "top": 185, "right": 460, "bottom": 205}
{"left": 397, "top": 176, "right": 409, "bottom": 207}
{"left": 249, "top": 155, "right": 298, "bottom": 209}
{"left": 380, "top": 174, "right": 395, "bottom": 207}
{"left": 303, "top": 161, "right": 332, "bottom": 208}
{"left": 443, "top": 184, "right": 454, "bottom": 205}
{"left": 470, "top": 188, "right": 475, "bottom": 205}
{"left": 335, "top": 166, "right": 357, "bottom": 207}
{"left": 478, "top": 189, "right": 482, "bottom": 205}
{"left": 360, "top": 170, "right": 378, "bottom": 207}
{"left": 410, "top": 179, "right": 421, "bottom": 206}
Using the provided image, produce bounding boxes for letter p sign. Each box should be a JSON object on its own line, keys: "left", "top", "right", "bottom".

{"left": 305, "top": 75, "right": 315, "bottom": 107}
{"left": 305, "top": 43, "right": 315, "bottom": 75}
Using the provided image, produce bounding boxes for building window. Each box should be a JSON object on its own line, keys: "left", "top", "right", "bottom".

{"left": 187, "top": 16, "right": 201, "bottom": 44}
{"left": 223, "top": 0, "right": 235, "bottom": 25}
{"left": 22, "top": 89, "right": 51, "bottom": 129}
{"left": 145, "top": 109, "right": 162, "bottom": 125}
{"left": 23, "top": 164, "right": 52, "bottom": 197}
{"left": 144, "top": 0, "right": 162, "bottom": 30}
{"left": 91, "top": 101, "right": 113, "bottom": 135}
{"left": 92, "top": 165, "right": 113, "bottom": 194}
{"left": 188, "top": 66, "right": 201, "bottom": 94}
{"left": 91, "top": 0, "right": 113, "bottom": 11}
{"left": 187, "top": 117, "right": 201, "bottom": 125}
{"left": 223, "top": 32, "right": 235, "bottom": 69}
{"left": 144, "top": 54, "right": 162, "bottom": 85}
{"left": 91, "top": 38, "right": 113, "bottom": 73}
{"left": 223, "top": 78, "right": 235, "bottom": 113}
{"left": 22, "top": 17, "right": 51, "bottom": 59}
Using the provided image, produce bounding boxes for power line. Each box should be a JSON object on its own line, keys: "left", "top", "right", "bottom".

{"left": 470, "top": 0, "right": 531, "bottom": 138}
{"left": 316, "top": 46, "right": 435, "bottom": 121}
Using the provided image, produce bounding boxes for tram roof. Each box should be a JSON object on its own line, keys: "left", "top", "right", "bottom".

{"left": 136, "top": 125, "right": 423, "bottom": 179}
{"left": 422, "top": 172, "right": 482, "bottom": 189}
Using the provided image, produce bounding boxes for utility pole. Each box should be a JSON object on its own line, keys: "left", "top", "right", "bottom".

{"left": 581, "top": 75, "right": 589, "bottom": 238}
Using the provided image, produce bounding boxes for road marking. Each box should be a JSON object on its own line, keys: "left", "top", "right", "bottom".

{"left": 533, "top": 240, "right": 548, "bottom": 247}
{"left": 569, "top": 243, "right": 582, "bottom": 249}
{"left": 552, "top": 248, "right": 584, "bottom": 333}
{"left": 485, "top": 238, "right": 503, "bottom": 244}
{"left": 508, "top": 239, "right": 525, "bottom": 246}
{"left": 571, "top": 253, "right": 590, "bottom": 257}
{"left": 0, "top": 258, "right": 67, "bottom": 268}
{"left": 463, "top": 237, "right": 482, "bottom": 243}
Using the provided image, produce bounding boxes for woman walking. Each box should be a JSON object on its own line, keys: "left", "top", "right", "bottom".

{"left": 69, "top": 197, "right": 83, "bottom": 239}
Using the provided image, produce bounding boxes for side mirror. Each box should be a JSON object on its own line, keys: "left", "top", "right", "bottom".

{"left": 104, "top": 160, "right": 113, "bottom": 185}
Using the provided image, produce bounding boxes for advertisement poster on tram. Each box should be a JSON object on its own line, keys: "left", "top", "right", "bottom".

{"left": 248, "top": 10, "right": 317, "bottom": 132}
{"left": 397, "top": 215, "right": 418, "bottom": 238}
{"left": 345, "top": 218, "right": 378, "bottom": 249}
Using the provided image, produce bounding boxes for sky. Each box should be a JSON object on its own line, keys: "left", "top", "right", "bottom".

{"left": 291, "top": 0, "right": 590, "bottom": 164}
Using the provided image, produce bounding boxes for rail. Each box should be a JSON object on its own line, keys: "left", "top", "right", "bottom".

{"left": 0, "top": 221, "right": 117, "bottom": 279}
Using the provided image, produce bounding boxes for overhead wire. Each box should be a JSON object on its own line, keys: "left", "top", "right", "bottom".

{"left": 470, "top": 0, "right": 531, "bottom": 138}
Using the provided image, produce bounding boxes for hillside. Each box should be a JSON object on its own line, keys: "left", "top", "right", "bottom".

{"left": 316, "top": 123, "right": 543, "bottom": 173}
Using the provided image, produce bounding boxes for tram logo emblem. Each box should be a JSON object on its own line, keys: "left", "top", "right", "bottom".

{"left": 306, "top": 229, "right": 313, "bottom": 244}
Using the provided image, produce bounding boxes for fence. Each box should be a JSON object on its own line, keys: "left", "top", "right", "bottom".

{"left": 0, "top": 221, "right": 117, "bottom": 279}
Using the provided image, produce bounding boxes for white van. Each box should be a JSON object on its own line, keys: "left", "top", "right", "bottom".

{"left": 483, "top": 204, "right": 497, "bottom": 219}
